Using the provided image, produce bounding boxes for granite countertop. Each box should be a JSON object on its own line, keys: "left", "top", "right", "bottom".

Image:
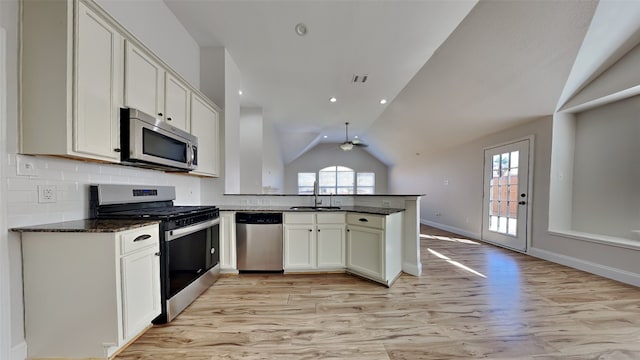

{"left": 224, "top": 194, "right": 423, "bottom": 197}
{"left": 11, "top": 219, "right": 161, "bottom": 233}
{"left": 217, "top": 205, "right": 404, "bottom": 215}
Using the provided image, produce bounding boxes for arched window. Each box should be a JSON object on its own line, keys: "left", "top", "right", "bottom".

{"left": 319, "top": 166, "right": 355, "bottom": 194}
{"left": 297, "top": 167, "right": 375, "bottom": 194}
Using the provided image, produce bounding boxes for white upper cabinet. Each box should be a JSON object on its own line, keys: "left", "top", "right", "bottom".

{"left": 21, "top": 0, "right": 222, "bottom": 170}
{"left": 164, "top": 73, "right": 190, "bottom": 132}
{"left": 75, "top": 2, "right": 121, "bottom": 159}
{"left": 125, "top": 42, "right": 191, "bottom": 133}
{"left": 21, "top": 0, "right": 122, "bottom": 162}
{"left": 190, "top": 93, "right": 220, "bottom": 177}
{"left": 124, "top": 41, "right": 164, "bottom": 119}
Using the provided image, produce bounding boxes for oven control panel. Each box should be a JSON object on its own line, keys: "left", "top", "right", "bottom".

{"left": 166, "top": 210, "right": 219, "bottom": 231}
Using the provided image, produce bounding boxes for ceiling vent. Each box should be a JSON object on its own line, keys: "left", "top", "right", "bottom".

{"left": 352, "top": 74, "right": 368, "bottom": 84}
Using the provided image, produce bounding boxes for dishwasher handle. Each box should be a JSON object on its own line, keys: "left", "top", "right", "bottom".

{"left": 235, "top": 212, "right": 283, "bottom": 224}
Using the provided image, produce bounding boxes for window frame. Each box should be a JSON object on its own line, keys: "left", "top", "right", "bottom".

{"left": 297, "top": 166, "right": 375, "bottom": 195}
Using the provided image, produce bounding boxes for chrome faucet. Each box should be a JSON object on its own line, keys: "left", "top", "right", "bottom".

{"left": 313, "top": 181, "right": 319, "bottom": 206}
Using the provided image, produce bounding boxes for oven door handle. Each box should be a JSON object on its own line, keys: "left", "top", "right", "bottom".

{"left": 166, "top": 218, "right": 220, "bottom": 241}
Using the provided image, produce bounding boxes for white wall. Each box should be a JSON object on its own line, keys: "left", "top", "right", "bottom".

{"left": 224, "top": 51, "right": 242, "bottom": 194}
{"left": 239, "top": 107, "right": 263, "bottom": 193}
{"left": 200, "top": 47, "right": 226, "bottom": 109}
{"left": 572, "top": 95, "right": 640, "bottom": 239}
{"left": 1, "top": 2, "right": 204, "bottom": 357}
{"left": 285, "top": 144, "right": 388, "bottom": 194}
{"left": 392, "top": 115, "right": 639, "bottom": 285}
{"left": 96, "top": 0, "right": 200, "bottom": 87}
{"left": 262, "top": 117, "right": 284, "bottom": 193}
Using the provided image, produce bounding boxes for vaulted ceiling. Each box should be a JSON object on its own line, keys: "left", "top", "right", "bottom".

{"left": 162, "top": 0, "right": 618, "bottom": 166}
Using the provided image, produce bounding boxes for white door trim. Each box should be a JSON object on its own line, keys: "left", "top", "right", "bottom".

{"left": 0, "top": 25, "right": 12, "bottom": 360}
{"left": 481, "top": 135, "right": 535, "bottom": 252}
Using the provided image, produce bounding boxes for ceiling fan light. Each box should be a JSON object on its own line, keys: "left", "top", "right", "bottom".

{"left": 340, "top": 142, "right": 354, "bottom": 151}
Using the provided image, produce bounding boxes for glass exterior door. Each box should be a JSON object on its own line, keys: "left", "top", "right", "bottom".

{"left": 482, "top": 139, "right": 530, "bottom": 251}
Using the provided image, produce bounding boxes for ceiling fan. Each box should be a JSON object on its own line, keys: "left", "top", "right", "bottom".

{"left": 340, "top": 122, "right": 368, "bottom": 151}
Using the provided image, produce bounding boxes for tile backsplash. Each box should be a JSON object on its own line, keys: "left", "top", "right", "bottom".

{"left": 6, "top": 154, "right": 201, "bottom": 227}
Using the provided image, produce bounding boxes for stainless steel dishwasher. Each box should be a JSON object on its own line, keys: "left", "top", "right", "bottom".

{"left": 236, "top": 213, "right": 283, "bottom": 271}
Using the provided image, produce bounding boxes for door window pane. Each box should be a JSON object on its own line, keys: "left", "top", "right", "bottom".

{"left": 488, "top": 150, "right": 519, "bottom": 237}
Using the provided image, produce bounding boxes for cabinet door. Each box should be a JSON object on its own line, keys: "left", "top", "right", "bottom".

{"left": 347, "top": 225, "right": 385, "bottom": 281}
{"left": 124, "top": 41, "right": 164, "bottom": 118}
{"left": 317, "top": 224, "right": 345, "bottom": 268}
{"left": 121, "top": 247, "right": 160, "bottom": 341}
{"left": 219, "top": 211, "right": 236, "bottom": 270}
{"left": 284, "top": 225, "right": 315, "bottom": 269}
{"left": 164, "top": 73, "right": 190, "bottom": 131}
{"left": 74, "top": 2, "right": 121, "bottom": 160}
{"left": 190, "top": 94, "right": 219, "bottom": 177}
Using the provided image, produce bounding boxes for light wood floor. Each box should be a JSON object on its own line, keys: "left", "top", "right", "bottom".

{"left": 115, "top": 225, "right": 640, "bottom": 359}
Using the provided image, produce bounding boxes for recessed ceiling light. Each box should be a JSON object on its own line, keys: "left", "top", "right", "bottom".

{"left": 238, "top": 90, "right": 243, "bottom": 95}
{"left": 354, "top": 135, "right": 359, "bottom": 139}
{"left": 379, "top": 99, "right": 387, "bottom": 104}
{"left": 323, "top": 135, "right": 328, "bottom": 138}
{"left": 329, "top": 97, "right": 337, "bottom": 103}
{"left": 295, "top": 23, "right": 308, "bottom": 36}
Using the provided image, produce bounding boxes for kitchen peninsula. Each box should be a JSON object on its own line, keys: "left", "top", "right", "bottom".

{"left": 211, "top": 194, "right": 422, "bottom": 286}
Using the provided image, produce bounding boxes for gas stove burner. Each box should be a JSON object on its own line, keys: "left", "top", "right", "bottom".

{"left": 109, "top": 206, "right": 218, "bottom": 219}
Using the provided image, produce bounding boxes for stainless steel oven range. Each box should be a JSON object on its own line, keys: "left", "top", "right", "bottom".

{"left": 90, "top": 184, "right": 219, "bottom": 323}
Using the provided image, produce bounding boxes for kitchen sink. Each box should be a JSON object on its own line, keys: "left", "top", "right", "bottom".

{"left": 289, "top": 206, "right": 341, "bottom": 211}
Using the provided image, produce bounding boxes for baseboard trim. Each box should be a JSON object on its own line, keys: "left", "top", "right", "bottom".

{"left": 11, "top": 341, "right": 26, "bottom": 360}
{"left": 528, "top": 247, "right": 640, "bottom": 287}
{"left": 402, "top": 261, "right": 422, "bottom": 277}
{"left": 420, "top": 220, "right": 481, "bottom": 240}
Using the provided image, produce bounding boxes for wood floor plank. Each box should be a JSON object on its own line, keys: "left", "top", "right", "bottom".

{"left": 115, "top": 225, "right": 640, "bottom": 359}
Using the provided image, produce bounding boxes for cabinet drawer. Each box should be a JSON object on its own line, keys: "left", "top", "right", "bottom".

{"left": 346, "top": 213, "right": 385, "bottom": 229}
{"left": 284, "top": 212, "right": 314, "bottom": 225}
{"left": 316, "top": 212, "right": 345, "bottom": 224}
{"left": 121, "top": 225, "right": 159, "bottom": 255}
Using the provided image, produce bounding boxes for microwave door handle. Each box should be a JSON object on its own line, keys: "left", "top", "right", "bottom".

{"left": 187, "top": 143, "right": 194, "bottom": 167}
{"left": 166, "top": 218, "right": 220, "bottom": 241}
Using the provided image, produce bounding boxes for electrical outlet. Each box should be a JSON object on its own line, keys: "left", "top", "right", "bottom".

{"left": 382, "top": 200, "right": 391, "bottom": 207}
{"left": 435, "top": 211, "right": 442, "bottom": 217}
{"left": 17, "top": 157, "right": 37, "bottom": 176}
{"left": 38, "top": 185, "right": 57, "bottom": 203}
{"left": 333, "top": 199, "right": 342, "bottom": 205}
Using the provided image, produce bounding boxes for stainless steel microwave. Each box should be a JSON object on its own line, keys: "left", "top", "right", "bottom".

{"left": 120, "top": 108, "right": 198, "bottom": 171}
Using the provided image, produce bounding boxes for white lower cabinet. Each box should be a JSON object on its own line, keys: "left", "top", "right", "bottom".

{"left": 346, "top": 225, "right": 385, "bottom": 279}
{"left": 219, "top": 211, "right": 237, "bottom": 271}
{"left": 316, "top": 214, "right": 346, "bottom": 269}
{"left": 284, "top": 213, "right": 316, "bottom": 270}
{"left": 346, "top": 212, "right": 403, "bottom": 286}
{"left": 121, "top": 244, "right": 161, "bottom": 340}
{"left": 20, "top": 224, "right": 160, "bottom": 359}
{"left": 284, "top": 212, "right": 346, "bottom": 271}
